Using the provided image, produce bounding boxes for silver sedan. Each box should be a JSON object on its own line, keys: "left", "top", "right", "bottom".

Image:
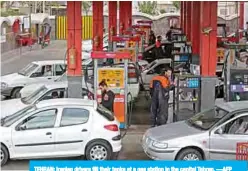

{"left": 142, "top": 100, "right": 248, "bottom": 160}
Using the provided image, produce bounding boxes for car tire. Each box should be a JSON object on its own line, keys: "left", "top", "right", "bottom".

{"left": 12, "top": 88, "right": 22, "bottom": 98}
{"left": 176, "top": 148, "right": 203, "bottom": 161}
{"left": 1, "top": 145, "right": 9, "bottom": 166}
{"left": 85, "top": 140, "right": 112, "bottom": 160}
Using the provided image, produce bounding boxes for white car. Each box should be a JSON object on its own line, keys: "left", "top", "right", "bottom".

{"left": 20, "top": 73, "right": 93, "bottom": 98}
{"left": 1, "top": 60, "right": 67, "bottom": 98}
{"left": 1, "top": 82, "right": 94, "bottom": 118}
{"left": 141, "top": 58, "right": 172, "bottom": 90}
{"left": 1, "top": 98, "right": 121, "bottom": 165}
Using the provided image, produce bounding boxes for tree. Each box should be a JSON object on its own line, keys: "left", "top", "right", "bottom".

{"left": 172, "top": 1, "right": 180, "bottom": 10}
{"left": 138, "top": 1, "right": 157, "bottom": 15}
{"left": 160, "top": 9, "right": 166, "bottom": 14}
{"left": 82, "top": 1, "right": 91, "bottom": 16}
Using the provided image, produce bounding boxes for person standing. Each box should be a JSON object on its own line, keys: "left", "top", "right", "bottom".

{"left": 99, "top": 80, "right": 115, "bottom": 112}
{"left": 149, "top": 30, "right": 156, "bottom": 45}
{"left": 149, "top": 67, "right": 174, "bottom": 127}
{"left": 166, "top": 26, "right": 174, "bottom": 41}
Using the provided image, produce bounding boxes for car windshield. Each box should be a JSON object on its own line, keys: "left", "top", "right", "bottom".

{"left": 145, "top": 61, "right": 156, "bottom": 70}
{"left": 1, "top": 105, "right": 36, "bottom": 127}
{"left": 186, "top": 107, "right": 229, "bottom": 130}
{"left": 18, "top": 63, "right": 39, "bottom": 76}
{"left": 96, "top": 104, "right": 114, "bottom": 121}
{"left": 21, "top": 86, "right": 48, "bottom": 104}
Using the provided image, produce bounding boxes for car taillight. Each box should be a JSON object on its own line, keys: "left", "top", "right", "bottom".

{"left": 104, "top": 124, "right": 119, "bottom": 131}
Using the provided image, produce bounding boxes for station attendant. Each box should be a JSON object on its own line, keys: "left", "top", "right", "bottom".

{"left": 99, "top": 80, "right": 115, "bottom": 112}
{"left": 149, "top": 67, "right": 174, "bottom": 127}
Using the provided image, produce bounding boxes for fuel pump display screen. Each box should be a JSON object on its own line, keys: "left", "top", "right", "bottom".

{"left": 98, "top": 68, "right": 125, "bottom": 88}
{"left": 117, "top": 49, "right": 135, "bottom": 62}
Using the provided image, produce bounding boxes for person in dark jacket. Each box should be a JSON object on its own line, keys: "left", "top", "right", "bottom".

{"left": 149, "top": 30, "right": 156, "bottom": 45}
{"left": 149, "top": 67, "right": 174, "bottom": 127}
{"left": 99, "top": 80, "right": 115, "bottom": 112}
{"left": 166, "top": 26, "right": 173, "bottom": 41}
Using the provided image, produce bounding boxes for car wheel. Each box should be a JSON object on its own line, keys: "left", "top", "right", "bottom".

{"left": 1, "top": 145, "right": 9, "bottom": 166}
{"left": 12, "top": 88, "right": 22, "bottom": 98}
{"left": 176, "top": 148, "right": 203, "bottom": 161}
{"left": 85, "top": 140, "right": 112, "bottom": 160}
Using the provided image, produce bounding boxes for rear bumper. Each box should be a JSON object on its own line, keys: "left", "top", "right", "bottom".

{"left": 111, "top": 140, "right": 122, "bottom": 153}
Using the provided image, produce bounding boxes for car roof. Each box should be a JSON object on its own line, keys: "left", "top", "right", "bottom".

{"left": 215, "top": 99, "right": 248, "bottom": 112}
{"left": 32, "top": 60, "right": 85, "bottom": 65}
{"left": 45, "top": 81, "right": 68, "bottom": 89}
{"left": 36, "top": 98, "right": 96, "bottom": 108}
{"left": 32, "top": 60, "right": 65, "bottom": 65}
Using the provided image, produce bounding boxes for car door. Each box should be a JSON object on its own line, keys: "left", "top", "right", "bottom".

{"left": 54, "top": 107, "right": 91, "bottom": 155}
{"left": 53, "top": 64, "right": 66, "bottom": 80}
{"left": 29, "top": 65, "right": 54, "bottom": 83}
{"left": 209, "top": 113, "right": 248, "bottom": 160}
{"left": 11, "top": 108, "right": 58, "bottom": 158}
{"left": 36, "top": 88, "right": 66, "bottom": 102}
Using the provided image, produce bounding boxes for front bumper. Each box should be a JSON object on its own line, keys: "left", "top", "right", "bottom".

{"left": 142, "top": 143, "right": 179, "bottom": 160}
{"left": 1, "top": 87, "right": 14, "bottom": 97}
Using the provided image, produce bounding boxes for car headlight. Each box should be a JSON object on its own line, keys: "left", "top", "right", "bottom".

{"left": 152, "top": 141, "right": 168, "bottom": 149}
{"left": 1, "top": 82, "right": 8, "bottom": 89}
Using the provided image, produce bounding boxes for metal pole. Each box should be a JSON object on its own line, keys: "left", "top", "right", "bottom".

{"left": 94, "top": 59, "right": 98, "bottom": 101}
{"left": 43, "top": 1, "right": 45, "bottom": 13}
{"left": 34, "top": 1, "right": 37, "bottom": 13}
{"left": 124, "top": 59, "right": 128, "bottom": 129}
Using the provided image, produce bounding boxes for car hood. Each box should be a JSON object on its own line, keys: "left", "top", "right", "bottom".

{"left": 1, "top": 99, "right": 27, "bottom": 118}
{"left": 146, "top": 121, "right": 203, "bottom": 141}
{"left": 1, "top": 73, "right": 25, "bottom": 83}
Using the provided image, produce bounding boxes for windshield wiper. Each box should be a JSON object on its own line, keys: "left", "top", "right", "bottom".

{"left": 18, "top": 72, "right": 24, "bottom": 76}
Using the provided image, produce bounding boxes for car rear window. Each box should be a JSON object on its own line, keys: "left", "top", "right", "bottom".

{"left": 96, "top": 104, "right": 114, "bottom": 121}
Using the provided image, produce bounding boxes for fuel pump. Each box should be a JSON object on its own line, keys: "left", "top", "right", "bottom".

{"left": 223, "top": 43, "right": 248, "bottom": 102}
{"left": 124, "top": 30, "right": 146, "bottom": 59}
{"left": 111, "top": 35, "right": 140, "bottom": 63}
{"left": 91, "top": 51, "right": 131, "bottom": 129}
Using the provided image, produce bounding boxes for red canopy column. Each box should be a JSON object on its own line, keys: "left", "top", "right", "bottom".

{"left": 119, "top": 1, "right": 132, "bottom": 34}
{"left": 239, "top": 2, "right": 244, "bottom": 39}
{"left": 185, "top": 1, "right": 192, "bottom": 40}
{"left": 200, "top": 1, "right": 217, "bottom": 76}
{"left": 199, "top": 1, "right": 218, "bottom": 111}
{"left": 93, "top": 1, "right": 104, "bottom": 51}
{"left": 109, "top": 1, "right": 117, "bottom": 38}
{"left": 191, "top": 1, "right": 200, "bottom": 54}
{"left": 67, "top": 1, "right": 82, "bottom": 98}
{"left": 67, "top": 1, "right": 82, "bottom": 76}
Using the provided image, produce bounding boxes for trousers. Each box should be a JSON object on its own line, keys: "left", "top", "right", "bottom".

{"left": 150, "top": 89, "right": 169, "bottom": 126}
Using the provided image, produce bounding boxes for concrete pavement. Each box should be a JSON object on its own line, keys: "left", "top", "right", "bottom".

{"left": 1, "top": 41, "right": 67, "bottom": 76}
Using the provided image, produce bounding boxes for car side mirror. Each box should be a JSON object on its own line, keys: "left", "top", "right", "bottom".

{"left": 148, "top": 70, "right": 154, "bottom": 74}
{"left": 30, "top": 72, "right": 40, "bottom": 78}
{"left": 215, "top": 127, "right": 223, "bottom": 134}
{"left": 18, "top": 124, "right": 27, "bottom": 131}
